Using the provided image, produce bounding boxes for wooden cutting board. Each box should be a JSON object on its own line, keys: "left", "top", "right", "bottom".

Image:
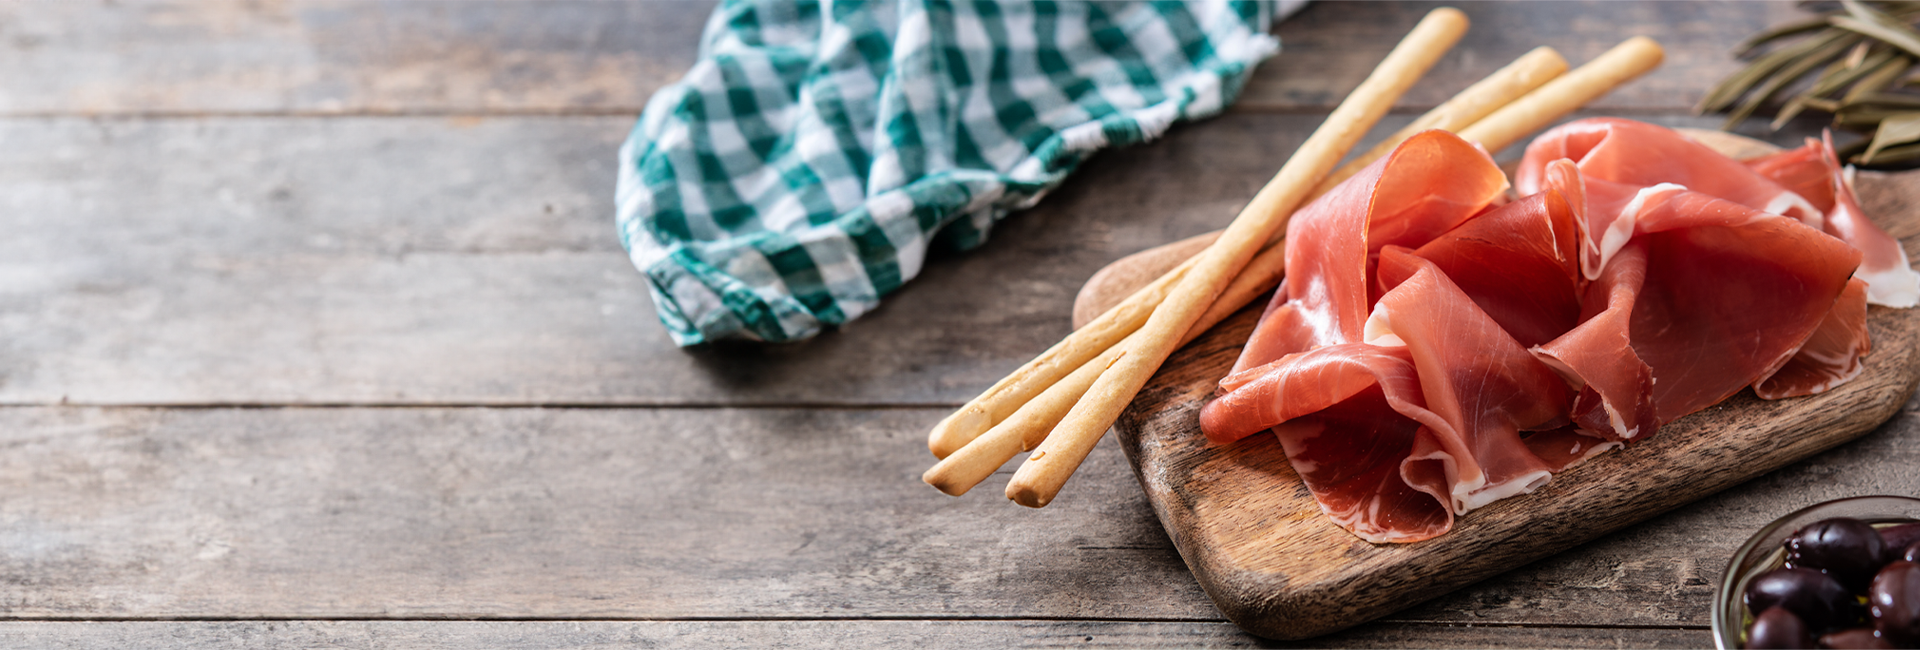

{"left": 1076, "top": 131, "right": 1920, "bottom": 640}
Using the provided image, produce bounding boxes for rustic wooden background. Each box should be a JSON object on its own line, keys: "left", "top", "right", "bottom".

{"left": 1, "top": 1, "right": 1915, "bottom": 647}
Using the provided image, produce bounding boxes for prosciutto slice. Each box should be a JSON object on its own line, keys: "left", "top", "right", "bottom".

{"left": 1201, "top": 251, "right": 1572, "bottom": 543}
{"left": 1382, "top": 161, "right": 1584, "bottom": 347}
{"left": 1744, "top": 135, "right": 1920, "bottom": 307}
{"left": 1515, "top": 118, "right": 1884, "bottom": 409}
{"left": 1530, "top": 241, "right": 1657, "bottom": 441}
{"left": 1535, "top": 185, "right": 1860, "bottom": 432}
{"left": 1201, "top": 130, "right": 1594, "bottom": 543}
{"left": 1515, "top": 118, "right": 1823, "bottom": 226}
{"left": 1756, "top": 277, "right": 1870, "bottom": 399}
{"left": 1229, "top": 130, "right": 1507, "bottom": 375}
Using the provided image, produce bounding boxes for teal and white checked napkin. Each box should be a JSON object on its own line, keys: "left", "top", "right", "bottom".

{"left": 618, "top": 0, "right": 1300, "bottom": 345}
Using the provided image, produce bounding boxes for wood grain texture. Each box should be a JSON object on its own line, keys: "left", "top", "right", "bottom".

{"left": 0, "top": 399, "right": 1912, "bottom": 629}
{"left": 1111, "top": 170, "right": 1920, "bottom": 639}
{"left": 0, "top": 620, "right": 1712, "bottom": 649}
{"left": 0, "top": 406, "right": 1209, "bottom": 619}
{"left": 0, "top": 1, "right": 1795, "bottom": 117}
{"left": 1244, "top": 1, "right": 1799, "bottom": 112}
{"left": 0, "top": 113, "right": 1311, "bottom": 406}
{"left": 0, "top": 1, "right": 714, "bottom": 115}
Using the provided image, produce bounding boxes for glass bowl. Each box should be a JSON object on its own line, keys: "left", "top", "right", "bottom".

{"left": 1713, "top": 495, "right": 1920, "bottom": 650}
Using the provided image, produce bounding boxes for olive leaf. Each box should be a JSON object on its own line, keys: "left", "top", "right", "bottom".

{"left": 1724, "top": 33, "right": 1862, "bottom": 129}
{"left": 1734, "top": 12, "right": 1839, "bottom": 58}
{"left": 1703, "top": 1, "right": 1920, "bottom": 168}
{"left": 1700, "top": 30, "right": 1854, "bottom": 114}
{"left": 1862, "top": 111, "right": 1920, "bottom": 162}
{"left": 1856, "top": 136, "right": 1920, "bottom": 164}
{"left": 1772, "top": 45, "right": 1900, "bottom": 128}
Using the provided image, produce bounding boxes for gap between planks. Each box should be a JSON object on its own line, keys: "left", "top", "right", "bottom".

{"left": 0, "top": 402, "right": 966, "bottom": 410}
{"left": 0, "top": 104, "right": 1710, "bottom": 121}
{"left": 0, "top": 614, "right": 1706, "bottom": 631}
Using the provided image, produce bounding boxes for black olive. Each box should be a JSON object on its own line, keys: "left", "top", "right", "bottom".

{"left": 1817, "top": 627, "right": 1892, "bottom": 649}
{"left": 1750, "top": 606, "right": 1817, "bottom": 649}
{"left": 1870, "top": 561, "right": 1920, "bottom": 647}
{"left": 1790, "top": 518, "right": 1890, "bottom": 592}
{"left": 1881, "top": 523, "right": 1920, "bottom": 555}
{"left": 1748, "top": 567, "right": 1864, "bottom": 630}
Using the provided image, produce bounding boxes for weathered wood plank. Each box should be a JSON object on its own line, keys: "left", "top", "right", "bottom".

{"left": 0, "top": 1, "right": 714, "bottom": 116}
{"left": 0, "top": 113, "right": 1297, "bottom": 405}
{"left": 0, "top": 1, "right": 1792, "bottom": 116}
{"left": 0, "top": 399, "right": 1912, "bottom": 627}
{"left": 0, "top": 113, "right": 1823, "bottom": 406}
{"left": 0, "top": 620, "right": 1708, "bottom": 649}
{"left": 0, "top": 406, "right": 1208, "bottom": 619}
{"left": 1243, "top": 1, "right": 1799, "bottom": 112}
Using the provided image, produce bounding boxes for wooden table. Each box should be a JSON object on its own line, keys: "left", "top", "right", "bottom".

{"left": 2, "top": 2, "right": 1914, "bottom": 647}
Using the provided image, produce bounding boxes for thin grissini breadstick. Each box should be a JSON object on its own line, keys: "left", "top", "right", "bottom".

{"left": 1457, "top": 36, "right": 1665, "bottom": 154}
{"left": 923, "top": 241, "right": 1287, "bottom": 496}
{"left": 927, "top": 42, "right": 1555, "bottom": 459}
{"left": 924, "top": 346, "right": 1124, "bottom": 496}
{"left": 926, "top": 259, "right": 1189, "bottom": 459}
{"left": 1319, "top": 46, "right": 1568, "bottom": 194}
{"left": 1006, "top": 7, "right": 1471, "bottom": 508}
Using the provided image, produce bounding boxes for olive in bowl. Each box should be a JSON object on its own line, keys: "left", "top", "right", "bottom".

{"left": 1715, "top": 496, "right": 1920, "bottom": 650}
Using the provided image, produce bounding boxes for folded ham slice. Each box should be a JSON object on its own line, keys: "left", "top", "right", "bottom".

{"left": 1744, "top": 135, "right": 1920, "bottom": 307}
{"left": 1534, "top": 186, "right": 1860, "bottom": 434}
{"left": 1203, "top": 120, "right": 1891, "bottom": 544}
{"left": 1517, "top": 119, "right": 1879, "bottom": 406}
{"left": 1202, "top": 251, "right": 1573, "bottom": 543}
{"left": 1229, "top": 129, "right": 1508, "bottom": 376}
{"left": 1757, "top": 278, "right": 1870, "bottom": 399}
{"left": 1515, "top": 117, "right": 1823, "bottom": 227}
{"left": 1384, "top": 160, "right": 1583, "bottom": 348}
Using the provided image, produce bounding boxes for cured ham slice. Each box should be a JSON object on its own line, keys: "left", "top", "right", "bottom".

{"left": 1514, "top": 118, "right": 1823, "bottom": 226}
{"left": 1380, "top": 161, "right": 1583, "bottom": 347}
{"left": 1202, "top": 251, "right": 1572, "bottom": 543}
{"left": 1756, "top": 277, "right": 1871, "bottom": 399}
{"left": 1515, "top": 119, "right": 1886, "bottom": 410}
{"left": 1745, "top": 136, "right": 1920, "bottom": 307}
{"left": 1367, "top": 251, "right": 1571, "bottom": 514}
{"left": 1618, "top": 187, "right": 1860, "bottom": 421}
{"left": 1530, "top": 241, "right": 1657, "bottom": 441}
{"left": 1228, "top": 130, "right": 1507, "bottom": 375}
{"left": 1532, "top": 185, "right": 1859, "bottom": 432}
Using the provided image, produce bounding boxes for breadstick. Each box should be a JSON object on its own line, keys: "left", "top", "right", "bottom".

{"left": 1318, "top": 46, "right": 1568, "bottom": 193}
{"left": 924, "top": 240, "right": 1287, "bottom": 496}
{"left": 1457, "top": 36, "right": 1664, "bottom": 153}
{"left": 924, "top": 346, "right": 1124, "bottom": 495}
{"left": 1006, "top": 7, "right": 1470, "bottom": 508}
{"left": 926, "top": 260, "right": 1188, "bottom": 458}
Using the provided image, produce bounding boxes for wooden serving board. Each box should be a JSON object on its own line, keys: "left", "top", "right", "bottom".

{"left": 1080, "top": 133, "right": 1920, "bottom": 640}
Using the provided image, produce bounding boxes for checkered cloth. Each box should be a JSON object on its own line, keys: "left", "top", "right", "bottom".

{"left": 618, "top": 0, "right": 1300, "bottom": 345}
